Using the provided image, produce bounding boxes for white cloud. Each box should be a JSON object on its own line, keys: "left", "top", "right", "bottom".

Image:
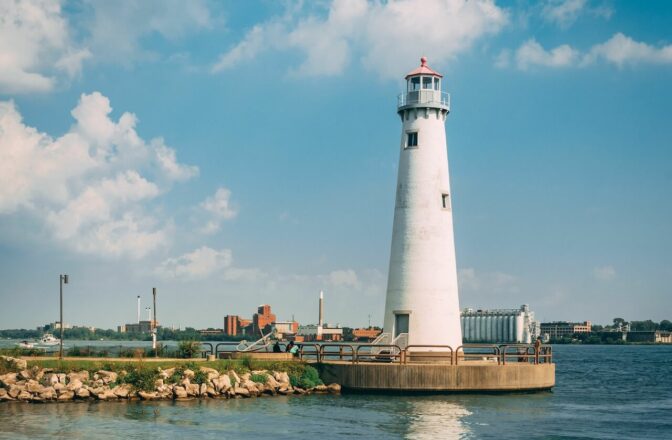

{"left": 83, "top": 0, "right": 212, "bottom": 64}
{"left": 458, "top": 268, "right": 519, "bottom": 294}
{"left": 541, "top": 0, "right": 612, "bottom": 28}
{"left": 155, "top": 246, "right": 232, "bottom": 280}
{"left": 155, "top": 246, "right": 266, "bottom": 282}
{"left": 593, "top": 265, "right": 616, "bottom": 281}
{"left": 541, "top": 0, "right": 587, "bottom": 28}
{"left": 0, "top": 92, "right": 197, "bottom": 258}
{"left": 0, "top": 0, "right": 89, "bottom": 93}
{"left": 199, "top": 187, "right": 237, "bottom": 234}
{"left": 213, "top": 0, "right": 507, "bottom": 79}
{"left": 328, "top": 269, "right": 361, "bottom": 288}
{"left": 515, "top": 39, "right": 579, "bottom": 69}
{"left": 585, "top": 33, "right": 672, "bottom": 67}
{"left": 506, "top": 33, "right": 672, "bottom": 70}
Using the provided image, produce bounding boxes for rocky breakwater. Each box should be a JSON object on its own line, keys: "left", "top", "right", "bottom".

{"left": 0, "top": 356, "right": 341, "bottom": 403}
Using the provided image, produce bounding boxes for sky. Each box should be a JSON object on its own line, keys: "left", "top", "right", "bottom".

{"left": 0, "top": 0, "right": 670, "bottom": 331}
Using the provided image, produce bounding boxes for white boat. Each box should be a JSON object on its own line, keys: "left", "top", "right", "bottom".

{"left": 16, "top": 340, "right": 34, "bottom": 349}
{"left": 36, "top": 333, "right": 61, "bottom": 346}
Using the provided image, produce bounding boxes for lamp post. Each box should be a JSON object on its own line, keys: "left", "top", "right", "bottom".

{"left": 59, "top": 274, "right": 69, "bottom": 360}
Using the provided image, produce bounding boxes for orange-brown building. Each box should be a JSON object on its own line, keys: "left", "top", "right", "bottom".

{"left": 352, "top": 327, "right": 382, "bottom": 341}
{"left": 253, "top": 305, "right": 276, "bottom": 336}
{"left": 540, "top": 321, "right": 592, "bottom": 339}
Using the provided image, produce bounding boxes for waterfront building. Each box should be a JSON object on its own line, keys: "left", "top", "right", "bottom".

{"left": 118, "top": 320, "right": 158, "bottom": 334}
{"left": 626, "top": 330, "right": 672, "bottom": 343}
{"left": 461, "top": 305, "right": 539, "bottom": 343}
{"left": 352, "top": 327, "right": 383, "bottom": 341}
{"left": 272, "top": 321, "right": 299, "bottom": 339}
{"left": 540, "top": 321, "right": 592, "bottom": 340}
{"left": 252, "top": 305, "right": 276, "bottom": 335}
{"left": 298, "top": 291, "right": 343, "bottom": 341}
{"left": 382, "top": 57, "right": 461, "bottom": 349}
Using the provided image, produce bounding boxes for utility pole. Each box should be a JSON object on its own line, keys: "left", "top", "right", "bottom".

{"left": 59, "top": 274, "right": 69, "bottom": 360}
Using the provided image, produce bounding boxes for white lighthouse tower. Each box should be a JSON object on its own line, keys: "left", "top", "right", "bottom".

{"left": 382, "top": 57, "right": 462, "bottom": 350}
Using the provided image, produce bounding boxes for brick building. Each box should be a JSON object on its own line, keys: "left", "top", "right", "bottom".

{"left": 540, "top": 321, "right": 591, "bottom": 339}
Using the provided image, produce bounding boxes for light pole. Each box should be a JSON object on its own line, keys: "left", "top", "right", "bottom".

{"left": 59, "top": 274, "right": 69, "bottom": 360}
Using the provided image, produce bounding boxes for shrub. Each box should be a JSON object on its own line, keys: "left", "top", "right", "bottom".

{"left": 192, "top": 369, "right": 209, "bottom": 385}
{"left": 240, "top": 355, "right": 255, "bottom": 371}
{"left": 178, "top": 340, "right": 201, "bottom": 359}
{"left": 294, "top": 365, "right": 323, "bottom": 389}
{"left": 0, "top": 357, "right": 16, "bottom": 374}
{"left": 250, "top": 373, "right": 268, "bottom": 384}
{"left": 123, "top": 367, "right": 159, "bottom": 392}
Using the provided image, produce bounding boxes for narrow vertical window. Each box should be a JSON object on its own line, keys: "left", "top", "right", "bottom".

{"left": 442, "top": 193, "right": 450, "bottom": 209}
{"left": 407, "top": 132, "right": 418, "bottom": 148}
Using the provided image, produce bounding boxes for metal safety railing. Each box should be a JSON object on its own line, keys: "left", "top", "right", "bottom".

{"left": 500, "top": 344, "right": 553, "bottom": 365}
{"left": 355, "top": 344, "right": 403, "bottom": 363}
{"left": 397, "top": 90, "right": 450, "bottom": 109}
{"left": 402, "top": 345, "right": 454, "bottom": 364}
{"left": 294, "top": 343, "right": 553, "bottom": 366}
{"left": 455, "top": 345, "right": 501, "bottom": 365}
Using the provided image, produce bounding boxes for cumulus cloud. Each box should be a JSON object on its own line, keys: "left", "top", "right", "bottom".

{"left": 458, "top": 268, "right": 519, "bottom": 294}
{"left": 504, "top": 33, "right": 672, "bottom": 70}
{"left": 541, "top": 0, "right": 612, "bottom": 28}
{"left": 155, "top": 246, "right": 267, "bottom": 281}
{"left": 155, "top": 246, "right": 232, "bottom": 280}
{"left": 213, "top": 0, "right": 507, "bottom": 79}
{"left": 515, "top": 39, "right": 579, "bottom": 70}
{"left": 83, "top": 0, "right": 212, "bottom": 64}
{"left": 199, "top": 187, "right": 238, "bottom": 234}
{"left": 0, "top": 0, "right": 89, "bottom": 93}
{"left": 593, "top": 265, "right": 616, "bottom": 281}
{"left": 0, "top": 92, "right": 197, "bottom": 258}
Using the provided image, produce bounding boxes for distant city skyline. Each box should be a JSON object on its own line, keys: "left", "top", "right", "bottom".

{"left": 1, "top": 1, "right": 671, "bottom": 329}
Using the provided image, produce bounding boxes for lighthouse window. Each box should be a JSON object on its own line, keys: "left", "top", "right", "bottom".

{"left": 410, "top": 77, "right": 420, "bottom": 91}
{"left": 422, "top": 77, "right": 432, "bottom": 89}
{"left": 442, "top": 193, "right": 451, "bottom": 209}
{"left": 406, "top": 132, "right": 418, "bottom": 148}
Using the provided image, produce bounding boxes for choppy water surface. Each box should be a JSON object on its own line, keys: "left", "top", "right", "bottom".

{"left": 1, "top": 345, "right": 670, "bottom": 439}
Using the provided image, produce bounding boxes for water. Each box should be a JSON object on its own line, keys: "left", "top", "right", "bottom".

{"left": 1, "top": 345, "right": 671, "bottom": 439}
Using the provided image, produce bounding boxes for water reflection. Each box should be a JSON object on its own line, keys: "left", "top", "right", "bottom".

{"left": 401, "top": 397, "right": 471, "bottom": 440}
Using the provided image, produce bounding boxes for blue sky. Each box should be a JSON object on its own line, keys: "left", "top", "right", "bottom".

{"left": 1, "top": 0, "right": 670, "bottom": 330}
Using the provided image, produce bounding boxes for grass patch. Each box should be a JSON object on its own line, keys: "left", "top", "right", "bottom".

{"left": 250, "top": 373, "right": 268, "bottom": 384}
{"left": 121, "top": 367, "right": 159, "bottom": 392}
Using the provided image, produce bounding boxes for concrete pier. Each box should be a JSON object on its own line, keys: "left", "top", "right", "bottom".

{"left": 318, "top": 362, "right": 555, "bottom": 393}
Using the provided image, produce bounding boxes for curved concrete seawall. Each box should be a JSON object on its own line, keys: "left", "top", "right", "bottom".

{"left": 318, "top": 362, "right": 555, "bottom": 392}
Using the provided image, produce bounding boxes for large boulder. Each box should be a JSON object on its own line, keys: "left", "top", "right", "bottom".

{"left": 57, "top": 391, "right": 75, "bottom": 401}
{"left": 229, "top": 370, "right": 241, "bottom": 385}
{"left": 200, "top": 367, "right": 219, "bottom": 380}
{"left": 212, "top": 374, "right": 231, "bottom": 393}
{"left": 138, "top": 391, "right": 158, "bottom": 400}
{"left": 0, "top": 356, "right": 27, "bottom": 370}
{"left": 327, "top": 383, "right": 341, "bottom": 394}
{"left": 273, "top": 371, "right": 290, "bottom": 384}
{"left": 265, "top": 374, "right": 280, "bottom": 389}
{"left": 39, "top": 387, "right": 56, "bottom": 400}
{"left": 18, "top": 370, "right": 32, "bottom": 381}
{"left": 0, "top": 373, "right": 18, "bottom": 387}
{"left": 76, "top": 388, "right": 91, "bottom": 399}
{"left": 66, "top": 379, "right": 83, "bottom": 392}
{"left": 233, "top": 386, "right": 250, "bottom": 397}
{"left": 113, "top": 385, "right": 131, "bottom": 398}
{"left": 173, "top": 385, "right": 188, "bottom": 399}
{"left": 96, "top": 371, "right": 118, "bottom": 385}
{"left": 67, "top": 371, "right": 90, "bottom": 383}
{"left": 182, "top": 369, "right": 195, "bottom": 379}
{"left": 159, "top": 367, "right": 175, "bottom": 379}
{"left": 186, "top": 383, "right": 200, "bottom": 397}
{"left": 25, "top": 380, "right": 44, "bottom": 394}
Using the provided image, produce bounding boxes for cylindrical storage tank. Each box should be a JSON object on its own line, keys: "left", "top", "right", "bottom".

{"left": 473, "top": 316, "right": 479, "bottom": 341}
{"left": 480, "top": 316, "right": 487, "bottom": 342}
{"left": 515, "top": 314, "right": 524, "bottom": 343}
{"left": 497, "top": 315, "right": 504, "bottom": 343}
{"left": 508, "top": 315, "right": 515, "bottom": 343}
{"left": 460, "top": 315, "right": 465, "bottom": 341}
{"left": 468, "top": 316, "right": 475, "bottom": 342}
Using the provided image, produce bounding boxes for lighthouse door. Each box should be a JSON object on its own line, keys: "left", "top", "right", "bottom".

{"left": 395, "top": 313, "right": 409, "bottom": 338}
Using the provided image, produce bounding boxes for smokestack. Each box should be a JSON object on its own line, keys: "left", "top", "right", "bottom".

{"left": 319, "top": 290, "right": 324, "bottom": 327}
{"left": 146, "top": 307, "right": 151, "bottom": 321}
{"left": 137, "top": 296, "right": 141, "bottom": 324}
{"left": 152, "top": 288, "right": 157, "bottom": 328}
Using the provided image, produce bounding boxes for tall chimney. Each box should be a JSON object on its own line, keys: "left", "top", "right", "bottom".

{"left": 319, "top": 290, "right": 324, "bottom": 327}
{"left": 137, "top": 295, "right": 141, "bottom": 324}
{"left": 152, "top": 288, "right": 157, "bottom": 328}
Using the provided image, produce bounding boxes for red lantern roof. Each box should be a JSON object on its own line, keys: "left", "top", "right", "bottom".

{"left": 405, "top": 56, "right": 443, "bottom": 79}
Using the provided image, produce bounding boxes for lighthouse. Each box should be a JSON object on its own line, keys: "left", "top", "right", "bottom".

{"left": 382, "top": 57, "right": 462, "bottom": 350}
